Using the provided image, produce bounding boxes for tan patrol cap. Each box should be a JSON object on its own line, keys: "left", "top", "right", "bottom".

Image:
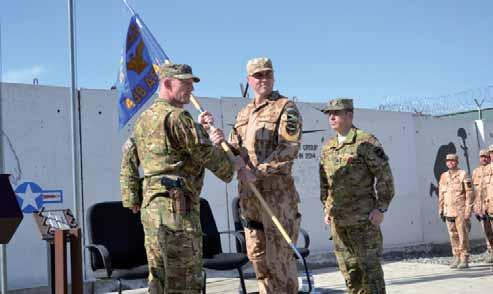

{"left": 322, "top": 98, "right": 354, "bottom": 113}
{"left": 480, "top": 149, "right": 489, "bottom": 157}
{"left": 489, "top": 144, "right": 493, "bottom": 152}
{"left": 246, "top": 57, "right": 273, "bottom": 76}
{"left": 446, "top": 154, "right": 458, "bottom": 161}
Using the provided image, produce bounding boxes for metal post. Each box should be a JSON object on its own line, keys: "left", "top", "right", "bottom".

{"left": 474, "top": 98, "right": 484, "bottom": 120}
{"left": 68, "top": 0, "right": 81, "bottom": 221}
{"left": 68, "top": 0, "right": 86, "bottom": 283}
{"left": 0, "top": 16, "right": 8, "bottom": 294}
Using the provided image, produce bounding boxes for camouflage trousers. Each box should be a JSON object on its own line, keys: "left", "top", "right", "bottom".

{"left": 446, "top": 216, "right": 471, "bottom": 258}
{"left": 240, "top": 188, "right": 300, "bottom": 294}
{"left": 331, "top": 220, "right": 385, "bottom": 294}
{"left": 479, "top": 219, "right": 493, "bottom": 253}
{"left": 141, "top": 197, "right": 203, "bottom": 294}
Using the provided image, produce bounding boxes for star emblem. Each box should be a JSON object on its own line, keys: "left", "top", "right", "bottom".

{"left": 16, "top": 182, "right": 44, "bottom": 213}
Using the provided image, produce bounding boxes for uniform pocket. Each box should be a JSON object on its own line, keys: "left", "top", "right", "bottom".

{"left": 163, "top": 228, "right": 198, "bottom": 260}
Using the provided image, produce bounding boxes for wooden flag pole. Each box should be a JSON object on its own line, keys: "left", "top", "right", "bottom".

{"left": 189, "top": 95, "right": 302, "bottom": 260}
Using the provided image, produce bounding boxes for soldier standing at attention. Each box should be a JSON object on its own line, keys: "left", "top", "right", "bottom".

{"left": 120, "top": 63, "right": 243, "bottom": 293}
{"left": 472, "top": 149, "right": 493, "bottom": 263}
{"left": 319, "top": 98, "right": 394, "bottom": 294}
{"left": 227, "top": 57, "right": 302, "bottom": 293}
{"left": 439, "top": 153, "right": 474, "bottom": 269}
{"left": 473, "top": 145, "right": 493, "bottom": 263}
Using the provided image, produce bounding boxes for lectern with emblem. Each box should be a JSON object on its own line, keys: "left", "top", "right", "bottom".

{"left": 33, "top": 207, "right": 83, "bottom": 294}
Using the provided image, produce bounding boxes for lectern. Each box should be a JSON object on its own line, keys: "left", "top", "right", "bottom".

{"left": 33, "top": 208, "right": 83, "bottom": 294}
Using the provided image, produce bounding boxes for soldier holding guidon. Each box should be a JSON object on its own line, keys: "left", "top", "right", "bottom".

{"left": 226, "top": 57, "right": 303, "bottom": 293}
{"left": 120, "top": 63, "right": 245, "bottom": 293}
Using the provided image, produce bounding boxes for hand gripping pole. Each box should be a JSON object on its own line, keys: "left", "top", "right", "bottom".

{"left": 189, "top": 95, "right": 303, "bottom": 260}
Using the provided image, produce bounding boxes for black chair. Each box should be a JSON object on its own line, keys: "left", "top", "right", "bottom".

{"left": 200, "top": 198, "right": 249, "bottom": 294}
{"left": 85, "top": 201, "right": 148, "bottom": 294}
{"left": 231, "top": 196, "right": 312, "bottom": 293}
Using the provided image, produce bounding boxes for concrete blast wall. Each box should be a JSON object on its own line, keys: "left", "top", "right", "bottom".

{"left": 1, "top": 83, "right": 491, "bottom": 289}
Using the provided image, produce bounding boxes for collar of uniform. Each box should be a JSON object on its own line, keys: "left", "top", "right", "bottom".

{"left": 328, "top": 126, "right": 358, "bottom": 149}
{"left": 251, "top": 91, "right": 282, "bottom": 111}
{"left": 448, "top": 169, "right": 460, "bottom": 177}
{"left": 155, "top": 97, "right": 180, "bottom": 108}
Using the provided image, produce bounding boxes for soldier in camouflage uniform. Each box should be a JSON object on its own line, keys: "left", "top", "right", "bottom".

{"left": 319, "top": 98, "right": 394, "bottom": 294}
{"left": 120, "top": 63, "right": 238, "bottom": 293}
{"left": 439, "top": 153, "right": 474, "bottom": 269}
{"left": 228, "top": 57, "right": 302, "bottom": 293}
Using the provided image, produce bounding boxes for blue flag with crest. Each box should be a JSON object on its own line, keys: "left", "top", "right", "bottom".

{"left": 117, "top": 14, "right": 170, "bottom": 129}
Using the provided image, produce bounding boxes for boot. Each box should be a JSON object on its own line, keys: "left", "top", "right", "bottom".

{"left": 457, "top": 255, "right": 469, "bottom": 269}
{"left": 485, "top": 251, "right": 493, "bottom": 264}
{"left": 449, "top": 256, "right": 460, "bottom": 268}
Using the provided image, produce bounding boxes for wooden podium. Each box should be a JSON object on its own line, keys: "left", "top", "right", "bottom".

{"left": 33, "top": 208, "right": 83, "bottom": 294}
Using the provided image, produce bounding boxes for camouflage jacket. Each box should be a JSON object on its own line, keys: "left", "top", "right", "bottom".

{"left": 120, "top": 99, "right": 234, "bottom": 209}
{"left": 120, "top": 137, "right": 142, "bottom": 208}
{"left": 228, "top": 91, "right": 302, "bottom": 199}
{"left": 439, "top": 169, "right": 474, "bottom": 217}
{"left": 319, "top": 126, "right": 395, "bottom": 226}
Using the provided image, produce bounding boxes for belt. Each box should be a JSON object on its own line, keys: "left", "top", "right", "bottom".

{"left": 242, "top": 219, "right": 264, "bottom": 231}
{"left": 446, "top": 217, "right": 456, "bottom": 223}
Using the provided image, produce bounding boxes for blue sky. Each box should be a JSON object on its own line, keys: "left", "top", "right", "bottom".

{"left": 1, "top": 0, "right": 492, "bottom": 108}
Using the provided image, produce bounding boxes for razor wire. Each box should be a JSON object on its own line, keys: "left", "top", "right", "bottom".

{"left": 377, "top": 85, "right": 493, "bottom": 116}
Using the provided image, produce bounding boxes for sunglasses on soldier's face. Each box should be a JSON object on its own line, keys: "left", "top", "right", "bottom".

{"left": 251, "top": 71, "right": 273, "bottom": 80}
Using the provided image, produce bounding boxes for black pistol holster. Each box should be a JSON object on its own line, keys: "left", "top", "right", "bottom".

{"left": 160, "top": 176, "right": 191, "bottom": 215}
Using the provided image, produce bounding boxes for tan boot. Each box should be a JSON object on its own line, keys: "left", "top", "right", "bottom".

{"left": 449, "top": 256, "right": 460, "bottom": 268}
{"left": 457, "top": 255, "right": 469, "bottom": 269}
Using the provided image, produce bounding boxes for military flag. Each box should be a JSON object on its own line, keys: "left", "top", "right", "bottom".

{"left": 117, "top": 9, "right": 170, "bottom": 128}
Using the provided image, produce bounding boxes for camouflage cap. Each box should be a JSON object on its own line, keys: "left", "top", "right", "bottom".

{"left": 480, "top": 149, "right": 489, "bottom": 157}
{"left": 446, "top": 154, "right": 458, "bottom": 161}
{"left": 246, "top": 57, "right": 273, "bottom": 76}
{"left": 322, "top": 98, "right": 354, "bottom": 113}
{"left": 159, "top": 63, "right": 200, "bottom": 82}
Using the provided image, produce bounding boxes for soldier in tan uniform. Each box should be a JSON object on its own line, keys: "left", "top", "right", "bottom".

{"left": 228, "top": 57, "right": 302, "bottom": 293}
{"left": 472, "top": 149, "right": 493, "bottom": 263}
{"left": 120, "top": 63, "right": 243, "bottom": 293}
{"left": 319, "top": 98, "right": 394, "bottom": 294}
{"left": 478, "top": 146, "right": 493, "bottom": 263}
{"left": 439, "top": 153, "right": 474, "bottom": 269}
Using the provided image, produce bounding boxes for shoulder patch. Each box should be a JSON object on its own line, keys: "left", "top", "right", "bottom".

{"left": 285, "top": 107, "right": 300, "bottom": 135}
{"left": 280, "top": 105, "right": 301, "bottom": 142}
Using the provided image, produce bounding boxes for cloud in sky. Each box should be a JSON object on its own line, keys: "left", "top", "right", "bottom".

{"left": 3, "top": 65, "right": 46, "bottom": 84}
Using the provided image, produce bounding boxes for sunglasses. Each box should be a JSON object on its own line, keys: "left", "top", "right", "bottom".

{"left": 251, "top": 71, "right": 273, "bottom": 80}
